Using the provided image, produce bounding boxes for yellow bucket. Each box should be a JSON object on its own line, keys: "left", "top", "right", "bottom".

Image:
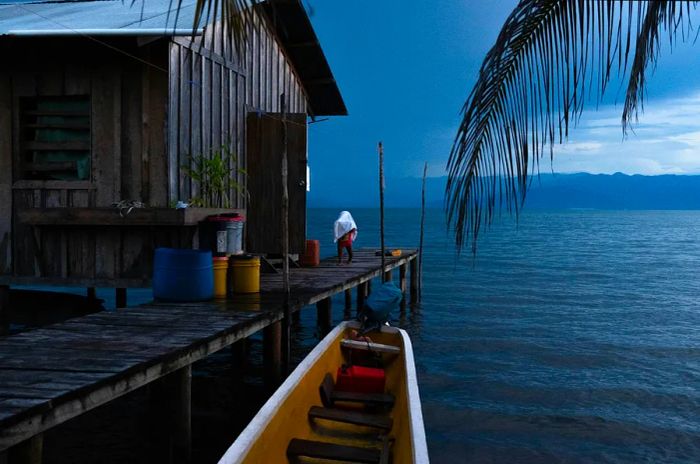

{"left": 213, "top": 257, "right": 229, "bottom": 298}
{"left": 229, "top": 255, "right": 260, "bottom": 294}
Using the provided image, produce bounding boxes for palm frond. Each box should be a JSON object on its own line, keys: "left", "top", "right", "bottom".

{"left": 447, "top": 0, "right": 695, "bottom": 253}
{"left": 187, "top": 0, "right": 257, "bottom": 53}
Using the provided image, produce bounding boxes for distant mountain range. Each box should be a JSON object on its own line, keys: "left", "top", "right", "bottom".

{"left": 308, "top": 172, "right": 700, "bottom": 209}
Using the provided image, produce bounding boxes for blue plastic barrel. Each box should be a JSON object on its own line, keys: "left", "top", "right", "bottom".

{"left": 153, "top": 248, "right": 213, "bottom": 301}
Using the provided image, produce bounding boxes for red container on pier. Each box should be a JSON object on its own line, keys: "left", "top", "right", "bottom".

{"left": 301, "top": 239, "right": 320, "bottom": 267}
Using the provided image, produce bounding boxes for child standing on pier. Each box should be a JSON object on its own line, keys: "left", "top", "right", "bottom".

{"left": 334, "top": 211, "right": 357, "bottom": 264}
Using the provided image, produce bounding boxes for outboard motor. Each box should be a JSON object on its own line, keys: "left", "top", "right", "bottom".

{"left": 358, "top": 281, "right": 403, "bottom": 333}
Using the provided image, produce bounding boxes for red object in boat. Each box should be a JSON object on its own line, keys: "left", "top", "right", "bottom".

{"left": 335, "top": 365, "right": 386, "bottom": 394}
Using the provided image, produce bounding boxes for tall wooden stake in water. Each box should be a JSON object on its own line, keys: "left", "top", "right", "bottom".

{"left": 419, "top": 162, "right": 427, "bottom": 300}
{"left": 379, "top": 142, "right": 386, "bottom": 282}
{"left": 281, "top": 94, "right": 291, "bottom": 373}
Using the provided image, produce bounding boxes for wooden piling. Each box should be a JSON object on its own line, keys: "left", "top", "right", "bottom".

{"left": 280, "top": 93, "right": 291, "bottom": 375}
{"left": 357, "top": 281, "right": 367, "bottom": 311}
{"left": 150, "top": 366, "right": 191, "bottom": 464}
{"left": 344, "top": 289, "right": 352, "bottom": 318}
{"left": 399, "top": 263, "right": 407, "bottom": 310}
{"left": 419, "top": 162, "right": 427, "bottom": 300}
{"left": 410, "top": 258, "right": 419, "bottom": 303}
{"left": 383, "top": 269, "right": 392, "bottom": 282}
{"left": 115, "top": 288, "right": 127, "bottom": 309}
{"left": 263, "top": 321, "right": 282, "bottom": 387}
{"left": 378, "top": 142, "right": 386, "bottom": 282}
{"left": 6, "top": 434, "right": 42, "bottom": 464}
{"left": 0, "top": 285, "right": 8, "bottom": 335}
{"left": 317, "top": 297, "right": 332, "bottom": 335}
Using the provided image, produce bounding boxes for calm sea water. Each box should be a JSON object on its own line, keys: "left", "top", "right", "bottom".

{"left": 34, "top": 208, "right": 700, "bottom": 463}
{"left": 316, "top": 208, "right": 700, "bottom": 463}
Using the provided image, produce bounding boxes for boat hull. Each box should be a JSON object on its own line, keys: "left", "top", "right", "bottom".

{"left": 219, "top": 321, "right": 428, "bottom": 463}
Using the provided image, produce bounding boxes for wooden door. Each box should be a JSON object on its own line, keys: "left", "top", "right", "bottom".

{"left": 246, "top": 112, "right": 307, "bottom": 254}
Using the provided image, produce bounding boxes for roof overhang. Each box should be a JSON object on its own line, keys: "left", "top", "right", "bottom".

{"left": 259, "top": 0, "right": 347, "bottom": 117}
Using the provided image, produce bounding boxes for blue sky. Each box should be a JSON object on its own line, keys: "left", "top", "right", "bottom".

{"left": 305, "top": 1, "right": 700, "bottom": 204}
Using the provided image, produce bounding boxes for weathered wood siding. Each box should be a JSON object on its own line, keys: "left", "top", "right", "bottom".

{"left": 167, "top": 12, "right": 308, "bottom": 210}
{"left": 0, "top": 38, "right": 184, "bottom": 284}
{"left": 0, "top": 11, "right": 311, "bottom": 285}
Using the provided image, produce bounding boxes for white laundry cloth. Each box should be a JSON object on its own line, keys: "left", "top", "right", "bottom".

{"left": 333, "top": 211, "right": 358, "bottom": 243}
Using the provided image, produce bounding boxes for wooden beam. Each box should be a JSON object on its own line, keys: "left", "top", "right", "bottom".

{"left": 344, "top": 289, "right": 352, "bottom": 318}
{"left": 263, "top": 321, "right": 282, "bottom": 388}
{"left": 150, "top": 366, "right": 192, "bottom": 464}
{"left": 316, "top": 297, "right": 332, "bottom": 335}
{"left": 356, "top": 282, "right": 367, "bottom": 313}
{"left": 383, "top": 270, "right": 392, "bottom": 282}
{"left": 6, "top": 434, "right": 42, "bottom": 464}
{"left": 410, "top": 258, "right": 418, "bottom": 304}
{"left": 399, "top": 263, "right": 407, "bottom": 311}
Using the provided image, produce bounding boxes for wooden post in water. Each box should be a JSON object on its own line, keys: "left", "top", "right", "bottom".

{"left": 378, "top": 142, "right": 386, "bottom": 282}
{"left": 0, "top": 285, "right": 9, "bottom": 335}
{"left": 357, "top": 281, "right": 367, "bottom": 312}
{"left": 317, "top": 297, "right": 332, "bottom": 335}
{"left": 264, "top": 321, "right": 282, "bottom": 387}
{"left": 344, "top": 289, "right": 352, "bottom": 317}
{"left": 150, "top": 366, "right": 191, "bottom": 464}
{"left": 115, "top": 288, "right": 127, "bottom": 309}
{"left": 418, "top": 162, "right": 427, "bottom": 301}
{"left": 6, "top": 434, "right": 43, "bottom": 464}
{"left": 399, "top": 263, "right": 407, "bottom": 310}
{"left": 410, "top": 257, "right": 418, "bottom": 303}
{"left": 383, "top": 269, "right": 392, "bottom": 282}
{"left": 280, "top": 94, "right": 291, "bottom": 374}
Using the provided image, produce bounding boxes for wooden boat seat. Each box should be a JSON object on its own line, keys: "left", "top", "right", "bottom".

{"left": 341, "top": 339, "right": 401, "bottom": 355}
{"left": 308, "top": 405, "right": 393, "bottom": 430}
{"left": 320, "top": 373, "right": 395, "bottom": 408}
{"left": 287, "top": 438, "right": 384, "bottom": 463}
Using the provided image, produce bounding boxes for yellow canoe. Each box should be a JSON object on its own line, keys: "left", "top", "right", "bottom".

{"left": 219, "top": 321, "right": 429, "bottom": 463}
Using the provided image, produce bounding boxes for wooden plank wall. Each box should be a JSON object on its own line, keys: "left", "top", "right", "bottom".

{"left": 0, "top": 38, "right": 185, "bottom": 284}
{"left": 167, "top": 11, "right": 308, "bottom": 210}
{"left": 0, "top": 13, "right": 311, "bottom": 285}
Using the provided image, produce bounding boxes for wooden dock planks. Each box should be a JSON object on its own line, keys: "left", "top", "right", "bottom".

{"left": 0, "top": 249, "right": 417, "bottom": 452}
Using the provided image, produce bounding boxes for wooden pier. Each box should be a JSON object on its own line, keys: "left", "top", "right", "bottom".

{"left": 0, "top": 249, "right": 418, "bottom": 463}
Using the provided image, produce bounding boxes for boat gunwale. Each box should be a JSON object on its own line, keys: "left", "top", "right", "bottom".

{"left": 217, "top": 321, "right": 429, "bottom": 463}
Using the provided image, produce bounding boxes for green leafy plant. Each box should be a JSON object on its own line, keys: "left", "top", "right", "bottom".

{"left": 181, "top": 144, "right": 247, "bottom": 208}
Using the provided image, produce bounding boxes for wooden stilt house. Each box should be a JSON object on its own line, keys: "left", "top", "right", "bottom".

{"left": 0, "top": 0, "right": 346, "bottom": 291}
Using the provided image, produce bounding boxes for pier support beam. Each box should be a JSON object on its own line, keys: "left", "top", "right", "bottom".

{"left": 263, "top": 321, "right": 282, "bottom": 387}
{"left": 316, "top": 297, "right": 332, "bottom": 335}
{"left": 357, "top": 282, "right": 368, "bottom": 313}
{"left": 383, "top": 269, "right": 392, "bottom": 283}
{"left": 410, "top": 258, "right": 418, "bottom": 303}
{"left": 150, "top": 366, "right": 191, "bottom": 464}
{"left": 115, "top": 288, "right": 127, "bottom": 309}
{"left": 399, "top": 263, "right": 407, "bottom": 311}
{"left": 0, "top": 285, "right": 8, "bottom": 336}
{"left": 344, "top": 289, "right": 352, "bottom": 318}
{"left": 6, "top": 434, "right": 42, "bottom": 464}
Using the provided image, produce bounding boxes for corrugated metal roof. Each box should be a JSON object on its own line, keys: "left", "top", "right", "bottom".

{"left": 0, "top": 0, "right": 202, "bottom": 36}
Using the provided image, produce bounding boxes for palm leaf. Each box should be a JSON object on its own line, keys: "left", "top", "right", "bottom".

{"left": 447, "top": 0, "right": 695, "bottom": 253}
